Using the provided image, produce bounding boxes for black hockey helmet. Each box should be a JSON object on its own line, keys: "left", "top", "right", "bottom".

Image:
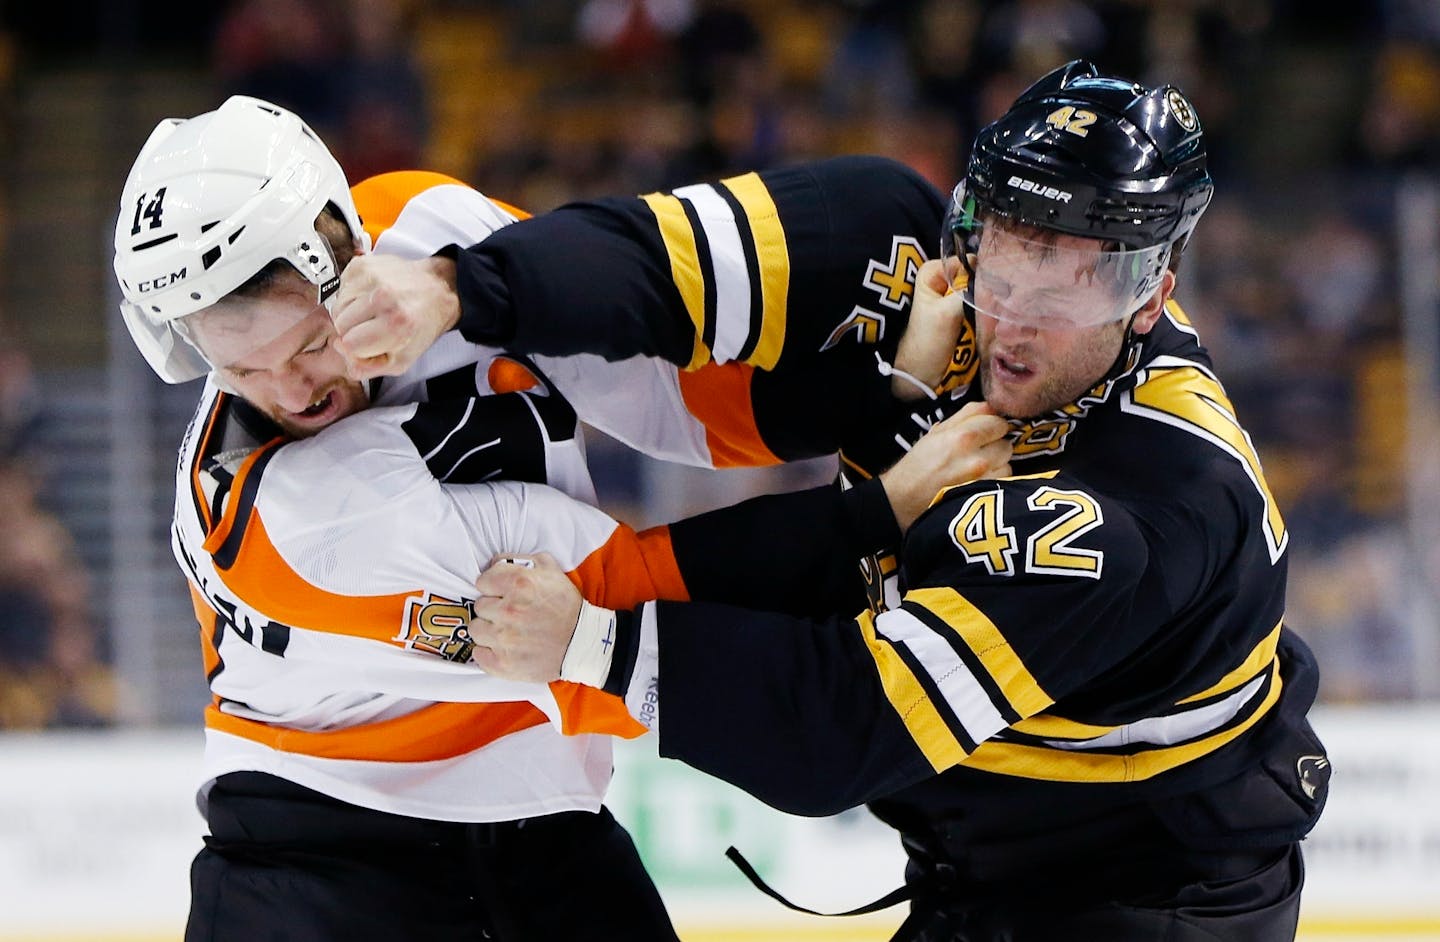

{"left": 951, "top": 59, "right": 1213, "bottom": 252}
{"left": 942, "top": 61, "right": 1214, "bottom": 329}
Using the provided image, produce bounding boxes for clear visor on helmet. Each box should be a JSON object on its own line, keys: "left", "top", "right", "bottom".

{"left": 172, "top": 258, "right": 343, "bottom": 378}
{"left": 941, "top": 183, "right": 1170, "bottom": 330}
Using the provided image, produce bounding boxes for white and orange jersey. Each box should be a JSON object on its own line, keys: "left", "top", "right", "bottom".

{"left": 351, "top": 171, "right": 752, "bottom": 468}
{"left": 175, "top": 172, "right": 688, "bottom": 822}
{"left": 176, "top": 381, "right": 684, "bottom": 821}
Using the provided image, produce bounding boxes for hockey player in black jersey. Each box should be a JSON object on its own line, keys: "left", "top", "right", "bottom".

{"left": 462, "top": 61, "right": 1331, "bottom": 941}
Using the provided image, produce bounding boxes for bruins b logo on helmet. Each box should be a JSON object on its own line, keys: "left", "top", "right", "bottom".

{"left": 397, "top": 593, "right": 478, "bottom": 662}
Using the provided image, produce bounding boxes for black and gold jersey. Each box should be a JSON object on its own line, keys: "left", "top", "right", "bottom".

{"left": 450, "top": 155, "right": 947, "bottom": 465}
{"left": 446, "top": 154, "right": 1326, "bottom": 863}
{"left": 611, "top": 305, "right": 1326, "bottom": 859}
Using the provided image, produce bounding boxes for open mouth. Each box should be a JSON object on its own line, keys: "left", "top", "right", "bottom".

{"left": 296, "top": 391, "right": 335, "bottom": 418}
{"left": 995, "top": 354, "right": 1033, "bottom": 380}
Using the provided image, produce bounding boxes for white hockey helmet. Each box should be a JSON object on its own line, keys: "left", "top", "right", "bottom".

{"left": 113, "top": 95, "right": 371, "bottom": 383}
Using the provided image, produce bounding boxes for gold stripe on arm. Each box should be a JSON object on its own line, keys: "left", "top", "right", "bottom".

{"left": 719, "top": 172, "right": 789, "bottom": 371}
{"left": 856, "top": 610, "right": 967, "bottom": 771}
{"left": 641, "top": 192, "right": 710, "bottom": 370}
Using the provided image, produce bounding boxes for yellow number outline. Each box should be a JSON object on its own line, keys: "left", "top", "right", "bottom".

{"left": 1045, "top": 106, "right": 1098, "bottom": 138}
{"left": 1026, "top": 487, "right": 1104, "bottom": 578}
{"left": 948, "top": 491, "right": 1019, "bottom": 576}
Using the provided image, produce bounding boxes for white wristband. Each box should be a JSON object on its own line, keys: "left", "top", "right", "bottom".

{"left": 559, "top": 600, "right": 618, "bottom": 688}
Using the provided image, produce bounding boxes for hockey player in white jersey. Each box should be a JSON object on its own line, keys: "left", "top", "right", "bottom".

{"left": 113, "top": 95, "right": 686, "bottom": 942}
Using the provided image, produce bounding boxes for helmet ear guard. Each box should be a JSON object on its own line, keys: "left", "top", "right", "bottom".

{"left": 112, "top": 95, "right": 369, "bottom": 383}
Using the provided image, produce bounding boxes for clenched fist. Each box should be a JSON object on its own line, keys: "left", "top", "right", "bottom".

{"left": 469, "top": 554, "right": 582, "bottom": 683}
{"left": 330, "top": 254, "right": 460, "bottom": 379}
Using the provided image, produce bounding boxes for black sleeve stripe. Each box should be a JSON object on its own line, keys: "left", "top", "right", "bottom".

{"left": 676, "top": 194, "right": 720, "bottom": 358}
{"left": 518, "top": 381, "right": 579, "bottom": 443}
{"left": 438, "top": 437, "right": 504, "bottom": 482}
{"left": 424, "top": 363, "right": 483, "bottom": 402}
{"left": 881, "top": 630, "right": 982, "bottom": 755}
{"left": 714, "top": 180, "right": 766, "bottom": 365}
{"left": 900, "top": 599, "right": 1021, "bottom": 729}
{"left": 211, "top": 442, "right": 282, "bottom": 572}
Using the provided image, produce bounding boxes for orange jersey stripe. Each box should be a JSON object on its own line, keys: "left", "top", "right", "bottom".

{"left": 570, "top": 520, "right": 682, "bottom": 611}
{"left": 677, "top": 362, "right": 781, "bottom": 467}
{"left": 205, "top": 698, "right": 548, "bottom": 762}
{"left": 189, "top": 394, "right": 232, "bottom": 533}
{"left": 209, "top": 508, "right": 419, "bottom": 643}
{"left": 635, "top": 526, "right": 689, "bottom": 602}
{"left": 351, "top": 170, "right": 531, "bottom": 245}
{"left": 200, "top": 442, "right": 417, "bottom": 641}
{"left": 200, "top": 440, "right": 414, "bottom": 641}
{"left": 548, "top": 520, "right": 696, "bottom": 738}
{"left": 486, "top": 356, "right": 541, "bottom": 393}
{"left": 201, "top": 437, "right": 280, "bottom": 556}
{"left": 548, "top": 682, "right": 644, "bottom": 738}
{"left": 190, "top": 585, "right": 222, "bottom": 679}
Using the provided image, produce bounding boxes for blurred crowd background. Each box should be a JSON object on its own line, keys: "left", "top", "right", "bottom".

{"left": 0, "top": 0, "right": 1437, "bottom": 728}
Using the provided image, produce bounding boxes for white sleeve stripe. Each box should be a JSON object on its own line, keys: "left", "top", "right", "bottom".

{"left": 420, "top": 397, "right": 477, "bottom": 461}
{"left": 1043, "top": 671, "right": 1268, "bottom": 750}
{"left": 874, "top": 607, "right": 1007, "bottom": 746}
{"left": 672, "top": 183, "right": 752, "bottom": 364}
{"left": 439, "top": 438, "right": 501, "bottom": 480}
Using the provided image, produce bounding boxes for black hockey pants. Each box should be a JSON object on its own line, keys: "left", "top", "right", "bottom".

{"left": 184, "top": 771, "right": 679, "bottom": 942}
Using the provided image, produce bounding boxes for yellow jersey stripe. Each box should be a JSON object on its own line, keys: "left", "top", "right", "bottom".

{"left": 1179, "top": 619, "right": 1282, "bottom": 704}
{"left": 906, "top": 586, "right": 1052, "bottom": 720}
{"left": 641, "top": 192, "right": 710, "bottom": 370}
{"left": 966, "top": 660, "right": 1282, "bottom": 783}
{"left": 857, "top": 609, "right": 967, "bottom": 770}
{"left": 719, "top": 172, "right": 788, "bottom": 370}
{"left": 1012, "top": 621, "right": 1284, "bottom": 738}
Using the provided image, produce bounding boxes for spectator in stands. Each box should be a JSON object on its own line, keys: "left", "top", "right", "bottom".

{"left": 212, "top": 0, "right": 345, "bottom": 138}
{"left": 334, "top": 0, "right": 430, "bottom": 182}
{"left": 0, "top": 338, "right": 115, "bottom": 729}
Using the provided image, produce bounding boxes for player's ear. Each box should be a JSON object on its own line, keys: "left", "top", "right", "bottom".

{"left": 1131, "top": 270, "right": 1175, "bottom": 336}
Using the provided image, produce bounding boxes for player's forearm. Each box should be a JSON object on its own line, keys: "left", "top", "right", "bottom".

{"left": 660, "top": 476, "right": 900, "bottom": 618}
{"left": 591, "top": 598, "right": 930, "bottom": 816}
{"left": 447, "top": 203, "right": 698, "bottom": 364}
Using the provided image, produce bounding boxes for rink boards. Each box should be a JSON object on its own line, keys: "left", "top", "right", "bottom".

{"left": 0, "top": 705, "right": 1436, "bottom": 941}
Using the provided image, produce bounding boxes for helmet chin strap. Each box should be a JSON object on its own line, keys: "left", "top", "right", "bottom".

{"left": 1102, "top": 310, "right": 1147, "bottom": 385}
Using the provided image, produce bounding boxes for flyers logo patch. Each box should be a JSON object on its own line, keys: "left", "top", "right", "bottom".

{"left": 397, "top": 593, "right": 477, "bottom": 662}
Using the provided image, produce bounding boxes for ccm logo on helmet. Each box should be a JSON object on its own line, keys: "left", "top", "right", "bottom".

{"left": 135, "top": 268, "right": 188, "bottom": 293}
{"left": 1006, "top": 176, "right": 1072, "bottom": 203}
